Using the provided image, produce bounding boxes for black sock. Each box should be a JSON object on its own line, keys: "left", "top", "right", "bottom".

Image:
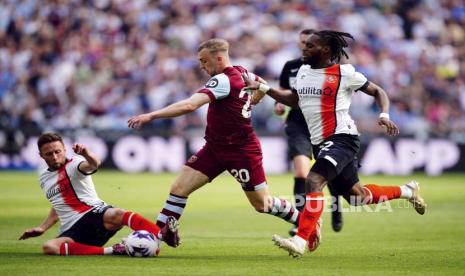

{"left": 328, "top": 184, "right": 340, "bottom": 212}
{"left": 294, "top": 177, "right": 306, "bottom": 212}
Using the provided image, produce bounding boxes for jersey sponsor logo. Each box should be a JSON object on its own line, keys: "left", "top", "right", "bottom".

{"left": 205, "top": 78, "right": 219, "bottom": 88}
{"left": 46, "top": 186, "right": 62, "bottom": 200}
{"left": 298, "top": 86, "right": 334, "bottom": 96}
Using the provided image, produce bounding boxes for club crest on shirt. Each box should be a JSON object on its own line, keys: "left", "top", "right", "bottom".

{"left": 187, "top": 155, "right": 198, "bottom": 163}
{"left": 206, "top": 78, "right": 219, "bottom": 88}
{"left": 326, "top": 75, "right": 336, "bottom": 83}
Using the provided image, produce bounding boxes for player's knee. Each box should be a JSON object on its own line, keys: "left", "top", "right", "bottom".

{"left": 306, "top": 172, "right": 326, "bottom": 193}
{"left": 109, "top": 208, "right": 125, "bottom": 221}
{"left": 42, "top": 241, "right": 59, "bottom": 255}
{"left": 103, "top": 207, "right": 126, "bottom": 227}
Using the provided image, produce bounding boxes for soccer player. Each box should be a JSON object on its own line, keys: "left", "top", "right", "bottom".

{"left": 128, "top": 38, "right": 304, "bottom": 242}
{"left": 244, "top": 30, "right": 427, "bottom": 258}
{"left": 276, "top": 29, "right": 343, "bottom": 235}
{"left": 19, "top": 132, "right": 179, "bottom": 255}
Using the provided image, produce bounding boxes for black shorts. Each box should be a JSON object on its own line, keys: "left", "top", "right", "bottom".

{"left": 58, "top": 205, "right": 119, "bottom": 247}
{"left": 310, "top": 134, "right": 361, "bottom": 195}
{"left": 285, "top": 120, "right": 312, "bottom": 160}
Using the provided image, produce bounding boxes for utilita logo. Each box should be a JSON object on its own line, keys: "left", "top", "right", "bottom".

{"left": 298, "top": 86, "right": 333, "bottom": 96}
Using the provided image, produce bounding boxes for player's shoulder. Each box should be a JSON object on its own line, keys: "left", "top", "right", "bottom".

{"left": 231, "top": 65, "right": 248, "bottom": 74}
{"left": 285, "top": 58, "right": 303, "bottom": 68}
{"left": 339, "top": 64, "right": 357, "bottom": 76}
{"left": 297, "top": 64, "right": 311, "bottom": 75}
{"left": 205, "top": 73, "right": 230, "bottom": 89}
{"left": 65, "top": 156, "right": 87, "bottom": 173}
{"left": 70, "top": 156, "right": 86, "bottom": 165}
{"left": 230, "top": 65, "right": 259, "bottom": 80}
{"left": 38, "top": 167, "right": 51, "bottom": 183}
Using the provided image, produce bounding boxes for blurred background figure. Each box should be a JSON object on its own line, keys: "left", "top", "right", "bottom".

{"left": 0, "top": 0, "right": 464, "bottom": 170}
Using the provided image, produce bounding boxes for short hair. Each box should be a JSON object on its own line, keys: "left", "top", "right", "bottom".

{"left": 38, "top": 132, "right": 64, "bottom": 151}
{"left": 197, "top": 38, "right": 229, "bottom": 53}
{"left": 300, "top": 29, "right": 316, "bottom": 35}
{"left": 314, "top": 30, "right": 354, "bottom": 62}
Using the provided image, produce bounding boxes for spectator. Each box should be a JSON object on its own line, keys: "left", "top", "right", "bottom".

{"left": 0, "top": 0, "right": 463, "bottom": 142}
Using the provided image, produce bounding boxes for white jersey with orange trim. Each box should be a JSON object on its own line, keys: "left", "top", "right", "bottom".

{"left": 38, "top": 156, "right": 106, "bottom": 233}
{"left": 295, "top": 63, "right": 368, "bottom": 145}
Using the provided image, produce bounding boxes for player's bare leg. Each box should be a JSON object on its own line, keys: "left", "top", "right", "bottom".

{"left": 156, "top": 166, "right": 209, "bottom": 247}
{"left": 101, "top": 207, "right": 178, "bottom": 248}
{"left": 42, "top": 237, "right": 73, "bottom": 255}
{"left": 244, "top": 186, "right": 300, "bottom": 225}
{"left": 343, "top": 181, "right": 427, "bottom": 214}
{"left": 272, "top": 171, "right": 326, "bottom": 258}
{"left": 169, "top": 166, "right": 210, "bottom": 198}
{"left": 42, "top": 237, "right": 125, "bottom": 256}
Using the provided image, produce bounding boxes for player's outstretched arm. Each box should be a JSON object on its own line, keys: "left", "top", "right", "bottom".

{"left": 360, "top": 81, "right": 400, "bottom": 136}
{"left": 73, "top": 143, "right": 101, "bottom": 172}
{"left": 127, "top": 93, "right": 211, "bottom": 130}
{"left": 19, "top": 208, "right": 58, "bottom": 240}
{"left": 242, "top": 73, "right": 298, "bottom": 108}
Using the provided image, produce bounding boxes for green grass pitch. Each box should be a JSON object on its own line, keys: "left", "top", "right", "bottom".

{"left": 0, "top": 171, "right": 464, "bottom": 275}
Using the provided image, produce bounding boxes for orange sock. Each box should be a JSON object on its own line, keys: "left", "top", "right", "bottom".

{"left": 363, "top": 184, "right": 401, "bottom": 204}
{"left": 122, "top": 212, "right": 160, "bottom": 236}
{"left": 296, "top": 192, "right": 325, "bottom": 240}
{"left": 60, "top": 242, "right": 104, "bottom": 255}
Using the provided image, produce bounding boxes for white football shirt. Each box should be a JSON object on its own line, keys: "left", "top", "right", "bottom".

{"left": 38, "top": 156, "right": 106, "bottom": 233}
{"left": 295, "top": 63, "right": 368, "bottom": 145}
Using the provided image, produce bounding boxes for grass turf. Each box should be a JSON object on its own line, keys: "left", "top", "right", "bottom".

{"left": 0, "top": 171, "right": 464, "bottom": 275}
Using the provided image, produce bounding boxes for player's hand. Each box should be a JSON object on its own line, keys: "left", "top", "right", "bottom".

{"left": 19, "top": 227, "right": 45, "bottom": 240}
{"left": 378, "top": 117, "right": 400, "bottom": 136}
{"left": 250, "top": 90, "right": 267, "bottom": 105}
{"left": 128, "top": 114, "right": 152, "bottom": 130}
{"left": 241, "top": 73, "right": 260, "bottom": 90}
{"left": 274, "top": 103, "right": 286, "bottom": 116}
{"left": 242, "top": 73, "right": 264, "bottom": 105}
{"left": 72, "top": 143, "right": 89, "bottom": 156}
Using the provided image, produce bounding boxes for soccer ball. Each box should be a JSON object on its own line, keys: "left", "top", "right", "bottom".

{"left": 124, "top": 230, "right": 160, "bottom": 257}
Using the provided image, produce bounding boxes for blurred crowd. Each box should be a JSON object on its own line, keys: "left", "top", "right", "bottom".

{"left": 0, "top": 0, "right": 464, "bottom": 144}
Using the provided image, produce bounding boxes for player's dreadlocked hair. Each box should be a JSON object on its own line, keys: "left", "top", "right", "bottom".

{"left": 314, "top": 30, "right": 354, "bottom": 62}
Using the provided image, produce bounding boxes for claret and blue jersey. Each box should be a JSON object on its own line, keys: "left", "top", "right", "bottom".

{"left": 196, "top": 66, "right": 259, "bottom": 145}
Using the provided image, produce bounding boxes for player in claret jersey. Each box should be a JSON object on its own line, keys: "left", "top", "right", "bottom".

{"left": 244, "top": 30, "right": 427, "bottom": 258}
{"left": 19, "top": 132, "right": 179, "bottom": 255}
{"left": 128, "top": 38, "right": 305, "bottom": 242}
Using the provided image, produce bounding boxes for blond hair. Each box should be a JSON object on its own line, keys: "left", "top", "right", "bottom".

{"left": 197, "top": 38, "right": 229, "bottom": 53}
